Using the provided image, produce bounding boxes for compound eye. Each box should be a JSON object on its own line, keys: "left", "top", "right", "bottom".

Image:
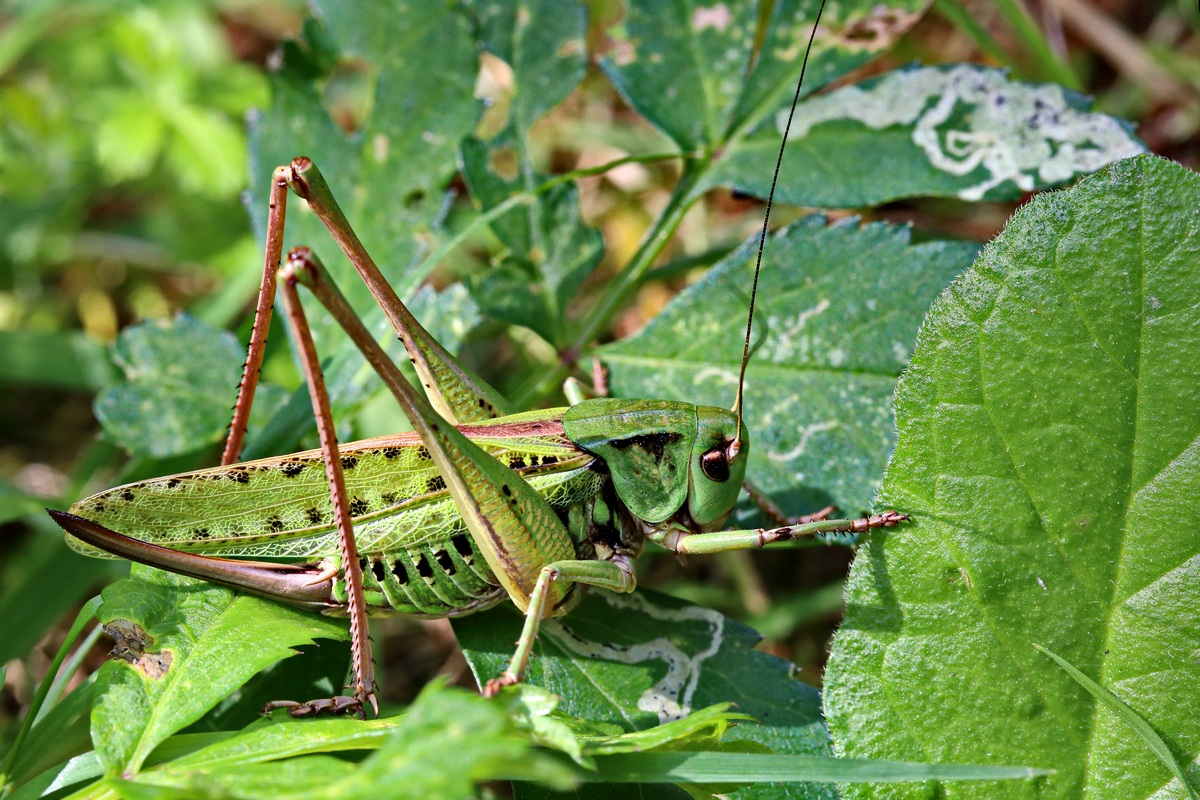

{"left": 701, "top": 447, "right": 730, "bottom": 482}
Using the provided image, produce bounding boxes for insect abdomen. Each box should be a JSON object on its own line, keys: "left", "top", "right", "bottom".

{"left": 349, "top": 461, "right": 609, "bottom": 617}
{"left": 350, "top": 462, "right": 615, "bottom": 617}
{"left": 357, "top": 532, "right": 505, "bottom": 617}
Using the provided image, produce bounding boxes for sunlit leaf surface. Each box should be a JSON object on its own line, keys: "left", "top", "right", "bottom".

{"left": 825, "top": 156, "right": 1200, "bottom": 800}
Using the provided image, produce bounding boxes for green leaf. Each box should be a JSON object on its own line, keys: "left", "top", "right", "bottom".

{"left": 825, "top": 155, "right": 1200, "bottom": 799}
{"left": 601, "top": 217, "right": 977, "bottom": 515}
{"left": 248, "top": 0, "right": 479, "bottom": 309}
{"left": 602, "top": 0, "right": 927, "bottom": 153}
{"left": 407, "top": 283, "right": 482, "bottom": 356}
{"left": 0, "top": 479, "right": 48, "bottom": 524}
{"left": 4, "top": 675, "right": 94, "bottom": 790}
{"left": 462, "top": 130, "right": 604, "bottom": 347}
{"left": 465, "top": 0, "right": 587, "bottom": 130}
{"left": 94, "top": 90, "right": 167, "bottom": 182}
{"left": 90, "top": 568, "right": 347, "bottom": 775}
{"left": 165, "top": 105, "right": 247, "bottom": 199}
{"left": 94, "top": 315, "right": 244, "bottom": 458}
{"left": 94, "top": 683, "right": 577, "bottom": 799}
{"left": 1, "top": 596, "right": 99, "bottom": 793}
{"left": 586, "top": 752, "right": 1051, "bottom": 784}
{"left": 314, "top": 683, "right": 577, "bottom": 798}
{"left": 728, "top": 0, "right": 927, "bottom": 134}
{"left": 456, "top": 589, "right": 839, "bottom": 800}
{"left": 708, "top": 64, "right": 1146, "bottom": 206}
{"left": 183, "top": 639, "right": 351, "bottom": 734}
{"left": 0, "top": 532, "right": 113, "bottom": 666}
{"left": 575, "top": 702, "right": 754, "bottom": 757}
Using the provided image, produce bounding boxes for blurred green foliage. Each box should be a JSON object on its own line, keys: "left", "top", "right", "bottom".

{"left": 0, "top": 0, "right": 288, "bottom": 339}
{"left": 0, "top": 0, "right": 297, "bottom": 775}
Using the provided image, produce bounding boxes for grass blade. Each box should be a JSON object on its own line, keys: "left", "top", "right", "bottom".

{"left": 589, "top": 752, "right": 1053, "bottom": 783}
{"left": 1034, "top": 643, "right": 1199, "bottom": 800}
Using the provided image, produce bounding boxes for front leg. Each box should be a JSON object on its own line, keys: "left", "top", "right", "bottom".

{"left": 483, "top": 555, "right": 637, "bottom": 697}
{"left": 742, "top": 480, "right": 836, "bottom": 527}
{"left": 655, "top": 511, "right": 909, "bottom": 556}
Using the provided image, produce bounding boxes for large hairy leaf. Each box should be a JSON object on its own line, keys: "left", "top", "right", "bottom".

{"left": 825, "top": 155, "right": 1200, "bottom": 800}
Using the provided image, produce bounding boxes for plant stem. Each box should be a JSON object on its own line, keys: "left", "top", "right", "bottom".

{"left": 990, "top": 0, "right": 1081, "bottom": 89}
{"left": 511, "top": 158, "right": 710, "bottom": 408}
{"left": 0, "top": 597, "right": 100, "bottom": 797}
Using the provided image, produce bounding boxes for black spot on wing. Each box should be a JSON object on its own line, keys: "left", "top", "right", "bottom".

{"left": 267, "top": 516, "right": 285, "bottom": 532}
{"left": 426, "top": 475, "right": 446, "bottom": 493}
{"left": 281, "top": 461, "right": 305, "bottom": 477}
{"left": 227, "top": 469, "right": 250, "bottom": 484}
{"left": 305, "top": 506, "right": 323, "bottom": 525}
{"left": 508, "top": 456, "right": 527, "bottom": 469}
{"left": 382, "top": 447, "right": 402, "bottom": 459}
{"left": 341, "top": 456, "right": 358, "bottom": 470}
{"left": 121, "top": 489, "right": 134, "bottom": 502}
{"left": 349, "top": 497, "right": 370, "bottom": 516}
{"left": 381, "top": 492, "right": 399, "bottom": 506}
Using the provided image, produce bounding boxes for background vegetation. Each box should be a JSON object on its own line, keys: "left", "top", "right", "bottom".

{"left": 1, "top": 0, "right": 1199, "bottom": 797}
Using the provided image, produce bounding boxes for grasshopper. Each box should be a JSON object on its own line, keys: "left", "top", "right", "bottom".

{"left": 49, "top": 0, "right": 904, "bottom": 718}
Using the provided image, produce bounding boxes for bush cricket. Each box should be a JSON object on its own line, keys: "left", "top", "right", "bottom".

{"left": 49, "top": 0, "right": 905, "bottom": 718}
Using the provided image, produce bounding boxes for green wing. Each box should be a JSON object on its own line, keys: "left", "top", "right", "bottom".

{"left": 68, "top": 415, "right": 597, "bottom": 561}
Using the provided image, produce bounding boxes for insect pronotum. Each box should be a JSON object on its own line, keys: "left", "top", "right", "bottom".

{"left": 50, "top": 0, "right": 905, "bottom": 717}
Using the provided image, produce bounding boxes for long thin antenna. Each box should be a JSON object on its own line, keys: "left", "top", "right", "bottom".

{"left": 732, "top": 0, "right": 828, "bottom": 455}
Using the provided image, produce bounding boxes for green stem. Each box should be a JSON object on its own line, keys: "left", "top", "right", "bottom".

{"left": 932, "top": 0, "right": 1017, "bottom": 70}
{"left": 416, "top": 151, "right": 686, "bottom": 282}
{"left": 37, "top": 623, "right": 104, "bottom": 722}
{"left": 642, "top": 243, "right": 738, "bottom": 283}
{"left": 990, "top": 0, "right": 1081, "bottom": 89}
{"left": 934, "top": 0, "right": 1079, "bottom": 90}
{"left": 510, "top": 158, "right": 710, "bottom": 408}
{"left": 720, "top": 550, "right": 770, "bottom": 616}
{"left": 0, "top": 596, "right": 100, "bottom": 798}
